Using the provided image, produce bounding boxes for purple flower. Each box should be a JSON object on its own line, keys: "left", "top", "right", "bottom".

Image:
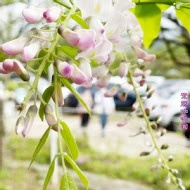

{"left": 43, "top": 6, "right": 61, "bottom": 23}
{"left": 1, "top": 36, "right": 29, "bottom": 55}
{"left": 22, "top": 7, "right": 45, "bottom": 24}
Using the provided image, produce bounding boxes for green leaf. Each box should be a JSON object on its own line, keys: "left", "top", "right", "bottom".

{"left": 60, "top": 172, "right": 78, "bottom": 190}
{"left": 133, "top": 5, "right": 162, "bottom": 48}
{"left": 43, "top": 155, "right": 57, "bottom": 190}
{"left": 176, "top": 8, "right": 190, "bottom": 33}
{"left": 71, "top": 13, "right": 89, "bottom": 29}
{"left": 39, "top": 85, "right": 54, "bottom": 121}
{"left": 60, "top": 78, "right": 91, "bottom": 115}
{"left": 60, "top": 121, "right": 79, "bottom": 161}
{"left": 64, "top": 153, "right": 88, "bottom": 190}
{"left": 156, "top": 4, "right": 170, "bottom": 12}
{"left": 29, "top": 126, "right": 51, "bottom": 168}
{"left": 57, "top": 46, "right": 79, "bottom": 66}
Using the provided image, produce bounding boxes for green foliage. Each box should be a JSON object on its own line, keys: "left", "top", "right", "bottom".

{"left": 176, "top": 8, "right": 190, "bottom": 33}
{"left": 71, "top": 13, "right": 89, "bottom": 29}
{"left": 39, "top": 86, "right": 54, "bottom": 121}
{"left": 60, "top": 78, "right": 91, "bottom": 115}
{"left": 43, "top": 155, "right": 57, "bottom": 190}
{"left": 132, "top": 4, "right": 162, "bottom": 48}
{"left": 60, "top": 172, "right": 78, "bottom": 190}
{"left": 60, "top": 121, "right": 79, "bottom": 161}
{"left": 64, "top": 153, "right": 88, "bottom": 190}
{"left": 29, "top": 126, "right": 52, "bottom": 168}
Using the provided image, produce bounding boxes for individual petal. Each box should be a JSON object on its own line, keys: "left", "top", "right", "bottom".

{"left": 79, "top": 58, "right": 92, "bottom": 80}
{"left": 143, "top": 54, "right": 156, "bottom": 62}
{"left": 2, "top": 59, "right": 14, "bottom": 72}
{"left": 92, "top": 39, "right": 113, "bottom": 63}
{"left": 15, "top": 116, "right": 25, "bottom": 135}
{"left": 105, "top": 11, "right": 127, "bottom": 43}
{"left": 104, "top": 84, "right": 120, "bottom": 97}
{"left": 52, "top": 83, "right": 64, "bottom": 107}
{"left": 144, "top": 69, "right": 152, "bottom": 77}
{"left": 22, "top": 7, "right": 45, "bottom": 24}
{"left": 92, "top": 65, "right": 109, "bottom": 78}
{"left": 43, "top": 6, "right": 61, "bottom": 23}
{"left": 58, "top": 27, "right": 80, "bottom": 46}
{"left": 117, "top": 120, "right": 127, "bottom": 127}
{"left": 1, "top": 37, "right": 29, "bottom": 55}
{"left": 70, "top": 64, "right": 88, "bottom": 85}
{"left": 59, "top": 27, "right": 96, "bottom": 51}
{"left": 119, "top": 62, "right": 129, "bottom": 78}
{"left": 133, "top": 68, "right": 144, "bottom": 77}
{"left": 22, "top": 105, "right": 38, "bottom": 137}
{"left": 74, "top": 0, "right": 113, "bottom": 22}
{"left": 21, "top": 41, "right": 41, "bottom": 62}
{"left": 96, "top": 74, "right": 111, "bottom": 88}
{"left": 44, "top": 104, "right": 58, "bottom": 131}
{"left": 78, "top": 29, "right": 96, "bottom": 51}
{"left": 114, "top": 0, "right": 135, "bottom": 12}
{"left": 0, "top": 62, "right": 8, "bottom": 74}
{"left": 13, "top": 60, "right": 30, "bottom": 81}
{"left": 55, "top": 60, "right": 73, "bottom": 79}
{"left": 134, "top": 47, "right": 147, "bottom": 59}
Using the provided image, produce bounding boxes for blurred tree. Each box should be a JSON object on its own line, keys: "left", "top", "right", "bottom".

{"left": 148, "top": 11, "right": 190, "bottom": 79}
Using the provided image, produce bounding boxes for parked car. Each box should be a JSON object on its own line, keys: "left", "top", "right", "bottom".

{"left": 147, "top": 80, "right": 190, "bottom": 131}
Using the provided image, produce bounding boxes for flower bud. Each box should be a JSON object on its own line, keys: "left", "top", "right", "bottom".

{"left": 117, "top": 120, "right": 127, "bottom": 127}
{"left": 0, "top": 63, "right": 8, "bottom": 74}
{"left": 22, "top": 41, "right": 41, "bottom": 62}
{"left": 43, "top": 6, "right": 61, "bottom": 23}
{"left": 151, "top": 123, "right": 157, "bottom": 129}
{"left": 104, "top": 84, "right": 120, "bottom": 97}
{"left": 170, "top": 169, "right": 179, "bottom": 175}
{"left": 15, "top": 116, "right": 25, "bottom": 135}
{"left": 161, "top": 144, "right": 169, "bottom": 150}
{"left": 133, "top": 68, "right": 144, "bottom": 77}
{"left": 140, "top": 151, "right": 150, "bottom": 156}
{"left": 160, "top": 129, "right": 167, "bottom": 136}
{"left": 13, "top": 60, "right": 30, "bottom": 81}
{"left": 22, "top": 105, "right": 38, "bottom": 137}
{"left": 147, "top": 89, "right": 155, "bottom": 98}
{"left": 168, "top": 155, "right": 174, "bottom": 162}
{"left": 155, "top": 115, "right": 162, "bottom": 124}
{"left": 119, "top": 62, "right": 129, "bottom": 78}
{"left": 2, "top": 59, "right": 14, "bottom": 72}
{"left": 145, "top": 107, "right": 151, "bottom": 116}
{"left": 132, "top": 102, "right": 139, "bottom": 111}
{"left": 1, "top": 36, "right": 29, "bottom": 55}
{"left": 70, "top": 64, "right": 88, "bottom": 85}
{"left": 22, "top": 7, "right": 45, "bottom": 23}
{"left": 55, "top": 60, "right": 73, "bottom": 79}
{"left": 58, "top": 27, "right": 96, "bottom": 51}
{"left": 44, "top": 104, "right": 58, "bottom": 131}
{"left": 52, "top": 83, "right": 64, "bottom": 107}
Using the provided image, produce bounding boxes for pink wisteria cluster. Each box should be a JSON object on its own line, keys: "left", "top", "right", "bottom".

{"left": 0, "top": 0, "right": 156, "bottom": 135}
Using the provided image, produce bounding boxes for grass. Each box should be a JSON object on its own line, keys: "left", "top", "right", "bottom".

{"left": 4, "top": 135, "right": 190, "bottom": 190}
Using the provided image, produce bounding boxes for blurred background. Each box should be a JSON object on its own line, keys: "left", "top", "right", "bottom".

{"left": 0, "top": 0, "right": 190, "bottom": 190}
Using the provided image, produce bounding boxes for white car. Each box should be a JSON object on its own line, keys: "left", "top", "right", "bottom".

{"left": 147, "top": 80, "right": 190, "bottom": 131}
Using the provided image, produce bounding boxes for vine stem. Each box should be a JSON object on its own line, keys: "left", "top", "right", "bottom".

{"left": 128, "top": 69, "right": 178, "bottom": 186}
{"left": 22, "top": 5, "right": 77, "bottom": 114}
